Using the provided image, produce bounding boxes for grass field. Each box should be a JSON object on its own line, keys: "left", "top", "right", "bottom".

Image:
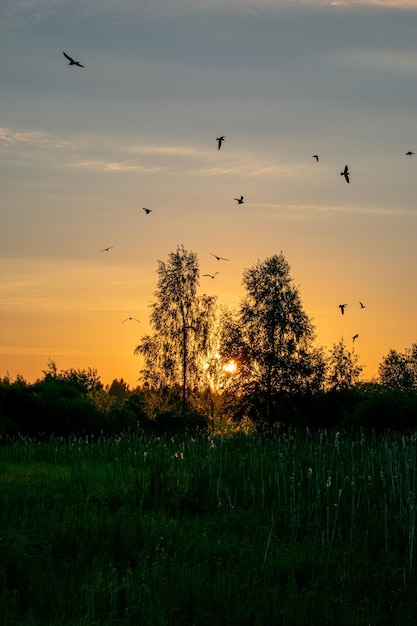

{"left": 1, "top": 428, "right": 417, "bottom": 625}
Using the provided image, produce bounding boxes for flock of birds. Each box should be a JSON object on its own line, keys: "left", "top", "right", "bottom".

{"left": 337, "top": 301, "right": 366, "bottom": 343}
{"left": 62, "top": 51, "right": 415, "bottom": 344}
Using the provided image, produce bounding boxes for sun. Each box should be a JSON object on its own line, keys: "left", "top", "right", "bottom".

{"left": 223, "top": 359, "right": 237, "bottom": 374}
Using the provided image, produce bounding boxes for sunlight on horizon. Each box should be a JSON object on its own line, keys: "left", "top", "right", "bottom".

{"left": 223, "top": 359, "right": 238, "bottom": 374}
{"left": 2, "top": 0, "right": 417, "bottom": 389}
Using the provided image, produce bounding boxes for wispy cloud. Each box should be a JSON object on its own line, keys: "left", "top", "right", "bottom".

{"left": 0, "top": 127, "right": 80, "bottom": 151}
{"left": 101, "top": 0, "right": 417, "bottom": 13}
{"left": 73, "top": 160, "right": 161, "bottom": 173}
{"left": 260, "top": 202, "right": 417, "bottom": 218}
{"left": 0, "top": 127, "right": 162, "bottom": 172}
{"left": 0, "top": 257, "right": 147, "bottom": 314}
{"left": 326, "top": 1, "right": 417, "bottom": 5}
{"left": 0, "top": 346, "right": 118, "bottom": 357}
{"left": 3, "top": 0, "right": 417, "bottom": 27}
{"left": 129, "top": 144, "right": 202, "bottom": 157}
{"left": 196, "top": 163, "right": 293, "bottom": 177}
{"left": 67, "top": 135, "right": 296, "bottom": 178}
{"left": 0, "top": 127, "right": 86, "bottom": 170}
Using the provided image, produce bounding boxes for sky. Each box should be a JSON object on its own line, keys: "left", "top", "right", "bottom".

{"left": 1, "top": 0, "right": 417, "bottom": 389}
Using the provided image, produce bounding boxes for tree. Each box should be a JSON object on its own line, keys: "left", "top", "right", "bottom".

{"left": 378, "top": 343, "right": 417, "bottom": 389}
{"left": 41, "top": 360, "right": 103, "bottom": 392}
{"left": 107, "top": 378, "right": 131, "bottom": 401}
{"left": 220, "top": 253, "right": 324, "bottom": 426}
{"left": 134, "top": 245, "right": 217, "bottom": 414}
{"left": 326, "top": 338, "right": 363, "bottom": 391}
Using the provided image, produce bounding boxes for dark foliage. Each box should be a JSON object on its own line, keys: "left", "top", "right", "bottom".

{"left": 301, "top": 384, "right": 417, "bottom": 432}
{"left": 2, "top": 372, "right": 417, "bottom": 436}
{"left": 0, "top": 375, "right": 102, "bottom": 436}
{"left": 0, "top": 373, "right": 209, "bottom": 438}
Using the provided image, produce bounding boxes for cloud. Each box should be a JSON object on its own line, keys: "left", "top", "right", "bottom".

{"left": 0, "top": 127, "right": 79, "bottom": 151}
{"left": 129, "top": 144, "right": 202, "bottom": 157}
{"left": 0, "top": 127, "right": 163, "bottom": 173}
{"left": 0, "top": 128, "right": 87, "bottom": 171}
{"left": 74, "top": 139, "right": 295, "bottom": 178}
{"left": 0, "top": 126, "right": 295, "bottom": 179}
{"left": 0, "top": 0, "right": 76, "bottom": 27}
{"left": 196, "top": 163, "right": 293, "bottom": 177}
{"left": 0, "top": 256, "right": 146, "bottom": 314}
{"left": 259, "top": 202, "right": 416, "bottom": 218}
{"left": 100, "top": 0, "right": 417, "bottom": 13}
{"left": 73, "top": 160, "right": 161, "bottom": 173}
{"left": 3, "top": 0, "right": 417, "bottom": 27}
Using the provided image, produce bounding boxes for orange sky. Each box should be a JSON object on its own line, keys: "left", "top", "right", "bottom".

{"left": 1, "top": 0, "right": 417, "bottom": 388}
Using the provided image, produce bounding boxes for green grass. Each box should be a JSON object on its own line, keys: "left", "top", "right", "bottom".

{"left": 1, "top": 429, "right": 417, "bottom": 625}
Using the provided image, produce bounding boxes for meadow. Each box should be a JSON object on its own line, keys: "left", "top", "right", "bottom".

{"left": 1, "top": 428, "right": 417, "bottom": 625}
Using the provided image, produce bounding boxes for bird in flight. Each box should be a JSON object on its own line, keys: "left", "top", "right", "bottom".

{"left": 340, "top": 165, "right": 350, "bottom": 183}
{"left": 234, "top": 196, "right": 244, "bottom": 204}
{"left": 406, "top": 151, "right": 414, "bottom": 156}
{"left": 210, "top": 253, "right": 229, "bottom": 261}
{"left": 312, "top": 155, "right": 319, "bottom": 162}
{"left": 338, "top": 303, "right": 348, "bottom": 315}
{"left": 143, "top": 207, "right": 152, "bottom": 214}
{"left": 352, "top": 334, "right": 359, "bottom": 343}
{"left": 203, "top": 272, "right": 219, "bottom": 279}
{"left": 100, "top": 246, "right": 113, "bottom": 252}
{"left": 122, "top": 317, "right": 140, "bottom": 324}
{"left": 217, "top": 136, "right": 225, "bottom": 150}
{"left": 63, "top": 52, "right": 84, "bottom": 68}
{"left": 359, "top": 301, "right": 366, "bottom": 309}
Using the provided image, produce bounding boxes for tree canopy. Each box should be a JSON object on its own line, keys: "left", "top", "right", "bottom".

{"left": 326, "top": 339, "right": 363, "bottom": 391}
{"left": 134, "top": 245, "right": 217, "bottom": 412}
{"left": 219, "top": 253, "right": 325, "bottom": 425}
{"left": 378, "top": 343, "right": 417, "bottom": 389}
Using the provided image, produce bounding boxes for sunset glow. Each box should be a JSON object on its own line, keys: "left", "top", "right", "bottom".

{"left": 1, "top": 0, "right": 417, "bottom": 388}
{"left": 223, "top": 360, "right": 238, "bottom": 374}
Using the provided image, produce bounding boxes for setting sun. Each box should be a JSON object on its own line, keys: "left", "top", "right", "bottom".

{"left": 2, "top": 0, "right": 417, "bottom": 391}
{"left": 223, "top": 359, "right": 237, "bottom": 374}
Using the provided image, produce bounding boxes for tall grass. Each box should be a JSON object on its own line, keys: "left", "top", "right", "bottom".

{"left": 1, "top": 429, "right": 417, "bottom": 625}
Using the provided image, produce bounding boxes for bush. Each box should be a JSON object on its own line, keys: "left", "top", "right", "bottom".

{"left": 347, "top": 386, "right": 417, "bottom": 431}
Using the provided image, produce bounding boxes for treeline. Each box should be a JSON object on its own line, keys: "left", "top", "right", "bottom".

{"left": 1, "top": 359, "right": 417, "bottom": 438}
{"left": 2, "top": 247, "right": 417, "bottom": 437}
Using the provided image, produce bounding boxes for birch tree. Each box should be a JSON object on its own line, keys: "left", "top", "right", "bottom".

{"left": 134, "top": 245, "right": 216, "bottom": 413}
{"left": 220, "top": 253, "right": 324, "bottom": 426}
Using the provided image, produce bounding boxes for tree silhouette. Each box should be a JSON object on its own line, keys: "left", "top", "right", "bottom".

{"left": 220, "top": 253, "right": 323, "bottom": 427}
{"left": 326, "top": 339, "right": 362, "bottom": 391}
{"left": 134, "top": 245, "right": 216, "bottom": 414}
{"left": 107, "top": 378, "right": 131, "bottom": 401}
{"left": 378, "top": 343, "right": 417, "bottom": 389}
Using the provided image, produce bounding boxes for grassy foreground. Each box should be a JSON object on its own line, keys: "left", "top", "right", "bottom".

{"left": 1, "top": 429, "right": 417, "bottom": 625}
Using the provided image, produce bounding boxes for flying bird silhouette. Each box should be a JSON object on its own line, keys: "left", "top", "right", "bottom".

{"left": 210, "top": 253, "right": 229, "bottom": 261}
{"left": 143, "top": 207, "right": 152, "bottom": 214}
{"left": 352, "top": 334, "right": 359, "bottom": 343}
{"left": 100, "top": 247, "right": 113, "bottom": 252}
{"left": 122, "top": 317, "right": 140, "bottom": 324}
{"left": 203, "top": 272, "right": 219, "bottom": 279}
{"left": 340, "top": 165, "right": 350, "bottom": 183}
{"left": 63, "top": 52, "right": 84, "bottom": 67}
{"left": 312, "top": 155, "right": 319, "bottom": 162}
{"left": 217, "top": 136, "right": 225, "bottom": 150}
{"left": 338, "top": 303, "right": 348, "bottom": 315}
{"left": 234, "top": 196, "right": 244, "bottom": 204}
{"left": 406, "top": 151, "right": 414, "bottom": 156}
{"left": 359, "top": 301, "right": 366, "bottom": 309}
